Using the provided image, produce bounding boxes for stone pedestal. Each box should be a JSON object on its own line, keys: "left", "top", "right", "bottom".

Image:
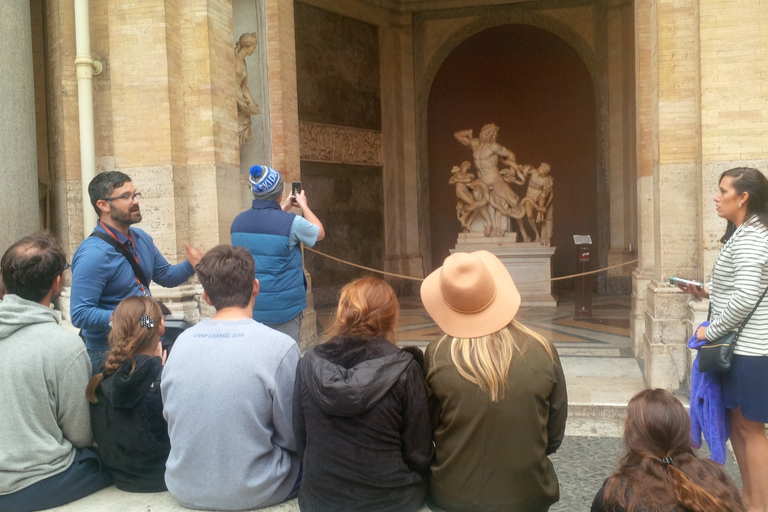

{"left": 450, "top": 233, "right": 556, "bottom": 307}
{"left": 151, "top": 284, "right": 204, "bottom": 325}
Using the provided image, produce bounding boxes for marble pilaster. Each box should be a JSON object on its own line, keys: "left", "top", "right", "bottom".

{"left": 0, "top": 0, "right": 40, "bottom": 254}
{"left": 264, "top": 0, "right": 317, "bottom": 345}
{"left": 641, "top": 0, "right": 701, "bottom": 391}
{"left": 605, "top": 1, "right": 636, "bottom": 295}
{"left": 630, "top": 0, "right": 656, "bottom": 358}
{"left": 380, "top": 16, "right": 425, "bottom": 292}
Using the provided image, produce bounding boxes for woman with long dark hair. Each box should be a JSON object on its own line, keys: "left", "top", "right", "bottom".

{"left": 678, "top": 167, "right": 768, "bottom": 511}
{"left": 86, "top": 296, "right": 169, "bottom": 492}
{"left": 591, "top": 389, "right": 743, "bottom": 512}
{"left": 293, "top": 276, "right": 432, "bottom": 511}
{"left": 420, "top": 251, "right": 567, "bottom": 512}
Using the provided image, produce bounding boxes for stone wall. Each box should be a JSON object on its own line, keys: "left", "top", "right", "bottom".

{"left": 294, "top": 3, "right": 381, "bottom": 130}
{"left": 300, "top": 161, "right": 384, "bottom": 307}
{"left": 294, "top": 2, "right": 385, "bottom": 306}
{"left": 41, "top": 0, "right": 245, "bottom": 320}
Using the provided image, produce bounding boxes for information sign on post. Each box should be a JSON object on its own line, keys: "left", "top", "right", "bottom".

{"left": 573, "top": 235, "right": 593, "bottom": 320}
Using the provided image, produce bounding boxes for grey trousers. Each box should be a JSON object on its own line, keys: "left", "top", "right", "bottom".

{"left": 266, "top": 313, "right": 302, "bottom": 346}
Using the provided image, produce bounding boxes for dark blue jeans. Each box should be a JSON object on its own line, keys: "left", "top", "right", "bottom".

{"left": 87, "top": 348, "right": 110, "bottom": 372}
{"left": 0, "top": 447, "right": 112, "bottom": 512}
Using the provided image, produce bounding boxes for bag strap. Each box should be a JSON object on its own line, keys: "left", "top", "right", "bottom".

{"left": 708, "top": 283, "right": 768, "bottom": 342}
{"left": 89, "top": 231, "right": 150, "bottom": 290}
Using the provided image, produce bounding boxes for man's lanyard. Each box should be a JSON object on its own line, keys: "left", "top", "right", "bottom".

{"left": 99, "top": 221, "right": 148, "bottom": 296}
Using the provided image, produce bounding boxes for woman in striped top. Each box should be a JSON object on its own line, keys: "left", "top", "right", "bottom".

{"left": 678, "top": 167, "right": 768, "bottom": 512}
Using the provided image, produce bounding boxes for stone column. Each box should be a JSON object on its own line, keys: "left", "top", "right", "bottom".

{"left": 264, "top": 0, "right": 317, "bottom": 347}
{"left": 642, "top": 0, "right": 701, "bottom": 390}
{"left": 103, "top": 0, "right": 240, "bottom": 320}
{"left": 265, "top": 0, "right": 300, "bottom": 185}
{"left": 630, "top": 0, "right": 656, "bottom": 357}
{"left": 380, "top": 16, "right": 425, "bottom": 293}
{"left": 605, "top": 2, "right": 636, "bottom": 295}
{"left": 0, "top": 0, "right": 40, "bottom": 254}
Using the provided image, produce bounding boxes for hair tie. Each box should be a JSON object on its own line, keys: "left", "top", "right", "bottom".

{"left": 140, "top": 315, "right": 155, "bottom": 329}
{"left": 662, "top": 457, "right": 673, "bottom": 466}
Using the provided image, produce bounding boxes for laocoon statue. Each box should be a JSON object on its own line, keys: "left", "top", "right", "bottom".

{"left": 452, "top": 124, "right": 553, "bottom": 244}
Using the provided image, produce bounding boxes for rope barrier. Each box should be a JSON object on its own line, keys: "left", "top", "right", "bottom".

{"left": 304, "top": 246, "right": 638, "bottom": 285}
{"left": 519, "top": 259, "right": 639, "bottom": 284}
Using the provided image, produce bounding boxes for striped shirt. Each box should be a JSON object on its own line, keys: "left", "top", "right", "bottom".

{"left": 707, "top": 215, "right": 768, "bottom": 356}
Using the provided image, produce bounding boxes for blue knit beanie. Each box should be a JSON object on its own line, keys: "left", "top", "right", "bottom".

{"left": 249, "top": 165, "right": 283, "bottom": 200}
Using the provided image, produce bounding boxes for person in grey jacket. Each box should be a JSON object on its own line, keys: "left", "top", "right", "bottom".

{"left": 0, "top": 232, "right": 112, "bottom": 512}
{"left": 162, "top": 245, "right": 301, "bottom": 511}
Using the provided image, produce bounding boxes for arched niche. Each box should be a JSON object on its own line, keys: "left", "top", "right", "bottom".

{"left": 425, "top": 23, "right": 598, "bottom": 285}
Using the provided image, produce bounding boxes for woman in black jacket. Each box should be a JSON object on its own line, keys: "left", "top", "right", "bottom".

{"left": 293, "top": 276, "right": 433, "bottom": 512}
{"left": 86, "top": 296, "right": 169, "bottom": 492}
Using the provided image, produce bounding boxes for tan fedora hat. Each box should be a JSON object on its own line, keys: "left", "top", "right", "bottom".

{"left": 420, "top": 250, "right": 521, "bottom": 338}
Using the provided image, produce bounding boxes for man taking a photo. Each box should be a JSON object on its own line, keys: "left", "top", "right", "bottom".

{"left": 231, "top": 165, "right": 324, "bottom": 344}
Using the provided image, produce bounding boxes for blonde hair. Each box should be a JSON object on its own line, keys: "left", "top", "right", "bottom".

{"left": 438, "top": 319, "right": 554, "bottom": 402}
{"left": 86, "top": 296, "right": 162, "bottom": 403}
{"left": 326, "top": 276, "right": 399, "bottom": 343}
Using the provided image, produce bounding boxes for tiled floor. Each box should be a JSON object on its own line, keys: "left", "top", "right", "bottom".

{"left": 316, "top": 292, "right": 647, "bottom": 409}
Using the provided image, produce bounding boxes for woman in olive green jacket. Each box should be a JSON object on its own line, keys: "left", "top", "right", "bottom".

{"left": 421, "top": 251, "right": 568, "bottom": 512}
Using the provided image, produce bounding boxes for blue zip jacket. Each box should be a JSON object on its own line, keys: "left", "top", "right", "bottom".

{"left": 71, "top": 223, "right": 194, "bottom": 351}
{"left": 688, "top": 321, "right": 729, "bottom": 465}
{"left": 231, "top": 200, "right": 307, "bottom": 324}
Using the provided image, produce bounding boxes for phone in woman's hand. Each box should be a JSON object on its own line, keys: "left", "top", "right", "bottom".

{"left": 670, "top": 277, "right": 704, "bottom": 288}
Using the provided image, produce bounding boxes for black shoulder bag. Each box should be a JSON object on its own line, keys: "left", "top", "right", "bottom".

{"left": 699, "top": 285, "right": 768, "bottom": 373}
{"left": 89, "top": 232, "right": 191, "bottom": 353}
{"left": 89, "top": 232, "right": 150, "bottom": 290}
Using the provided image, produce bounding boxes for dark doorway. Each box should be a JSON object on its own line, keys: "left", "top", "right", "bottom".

{"left": 428, "top": 24, "right": 597, "bottom": 286}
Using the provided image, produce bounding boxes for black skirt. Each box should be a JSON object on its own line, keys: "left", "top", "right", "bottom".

{"left": 723, "top": 353, "right": 768, "bottom": 423}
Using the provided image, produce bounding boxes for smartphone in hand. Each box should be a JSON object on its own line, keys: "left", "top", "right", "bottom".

{"left": 669, "top": 277, "right": 704, "bottom": 288}
{"left": 292, "top": 182, "right": 302, "bottom": 197}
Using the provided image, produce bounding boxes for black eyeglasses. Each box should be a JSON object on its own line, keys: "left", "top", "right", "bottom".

{"left": 102, "top": 192, "right": 142, "bottom": 203}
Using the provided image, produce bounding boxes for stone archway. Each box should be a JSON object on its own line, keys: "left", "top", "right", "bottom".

{"left": 422, "top": 22, "right": 599, "bottom": 285}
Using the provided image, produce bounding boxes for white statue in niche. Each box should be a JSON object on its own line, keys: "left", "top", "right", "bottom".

{"left": 454, "top": 124, "right": 528, "bottom": 239}
{"left": 452, "top": 124, "right": 553, "bottom": 243}
{"left": 449, "top": 161, "right": 493, "bottom": 236}
{"left": 519, "top": 163, "right": 554, "bottom": 243}
{"left": 235, "top": 32, "right": 261, "bottom": 146}
{"left": 449, "top": 161, "right": 475, "bottom": 229}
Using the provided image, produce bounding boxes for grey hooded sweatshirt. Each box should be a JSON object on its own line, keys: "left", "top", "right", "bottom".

{"left": 0, "top": 294, "right": 93, "bottom": 495}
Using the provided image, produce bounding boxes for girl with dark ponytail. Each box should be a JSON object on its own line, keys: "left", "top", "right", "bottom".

{"left": 86, "top": 296, "right": 170, "bottom": 492}
{"left": 592, "top": 389, "right": 743, "bottom": 512}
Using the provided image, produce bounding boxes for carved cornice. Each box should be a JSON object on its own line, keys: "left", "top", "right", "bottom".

{"left": 299, "top": 121, "right": 383, "bottom": 166}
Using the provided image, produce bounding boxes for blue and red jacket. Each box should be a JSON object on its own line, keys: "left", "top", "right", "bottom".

{"left": 231, "top": 200, "right": 306, "bottom": 324}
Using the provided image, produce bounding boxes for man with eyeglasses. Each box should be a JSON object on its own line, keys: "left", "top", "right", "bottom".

{"left": 0, "top": 232, "right": 113, "bottom": 511}
{"left": 71, "top": 171, "right": 203, "bottom": 368}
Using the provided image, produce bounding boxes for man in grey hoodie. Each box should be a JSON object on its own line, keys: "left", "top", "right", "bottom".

{"left": 0, "top": 232, "right": 112, "bottom": 512}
